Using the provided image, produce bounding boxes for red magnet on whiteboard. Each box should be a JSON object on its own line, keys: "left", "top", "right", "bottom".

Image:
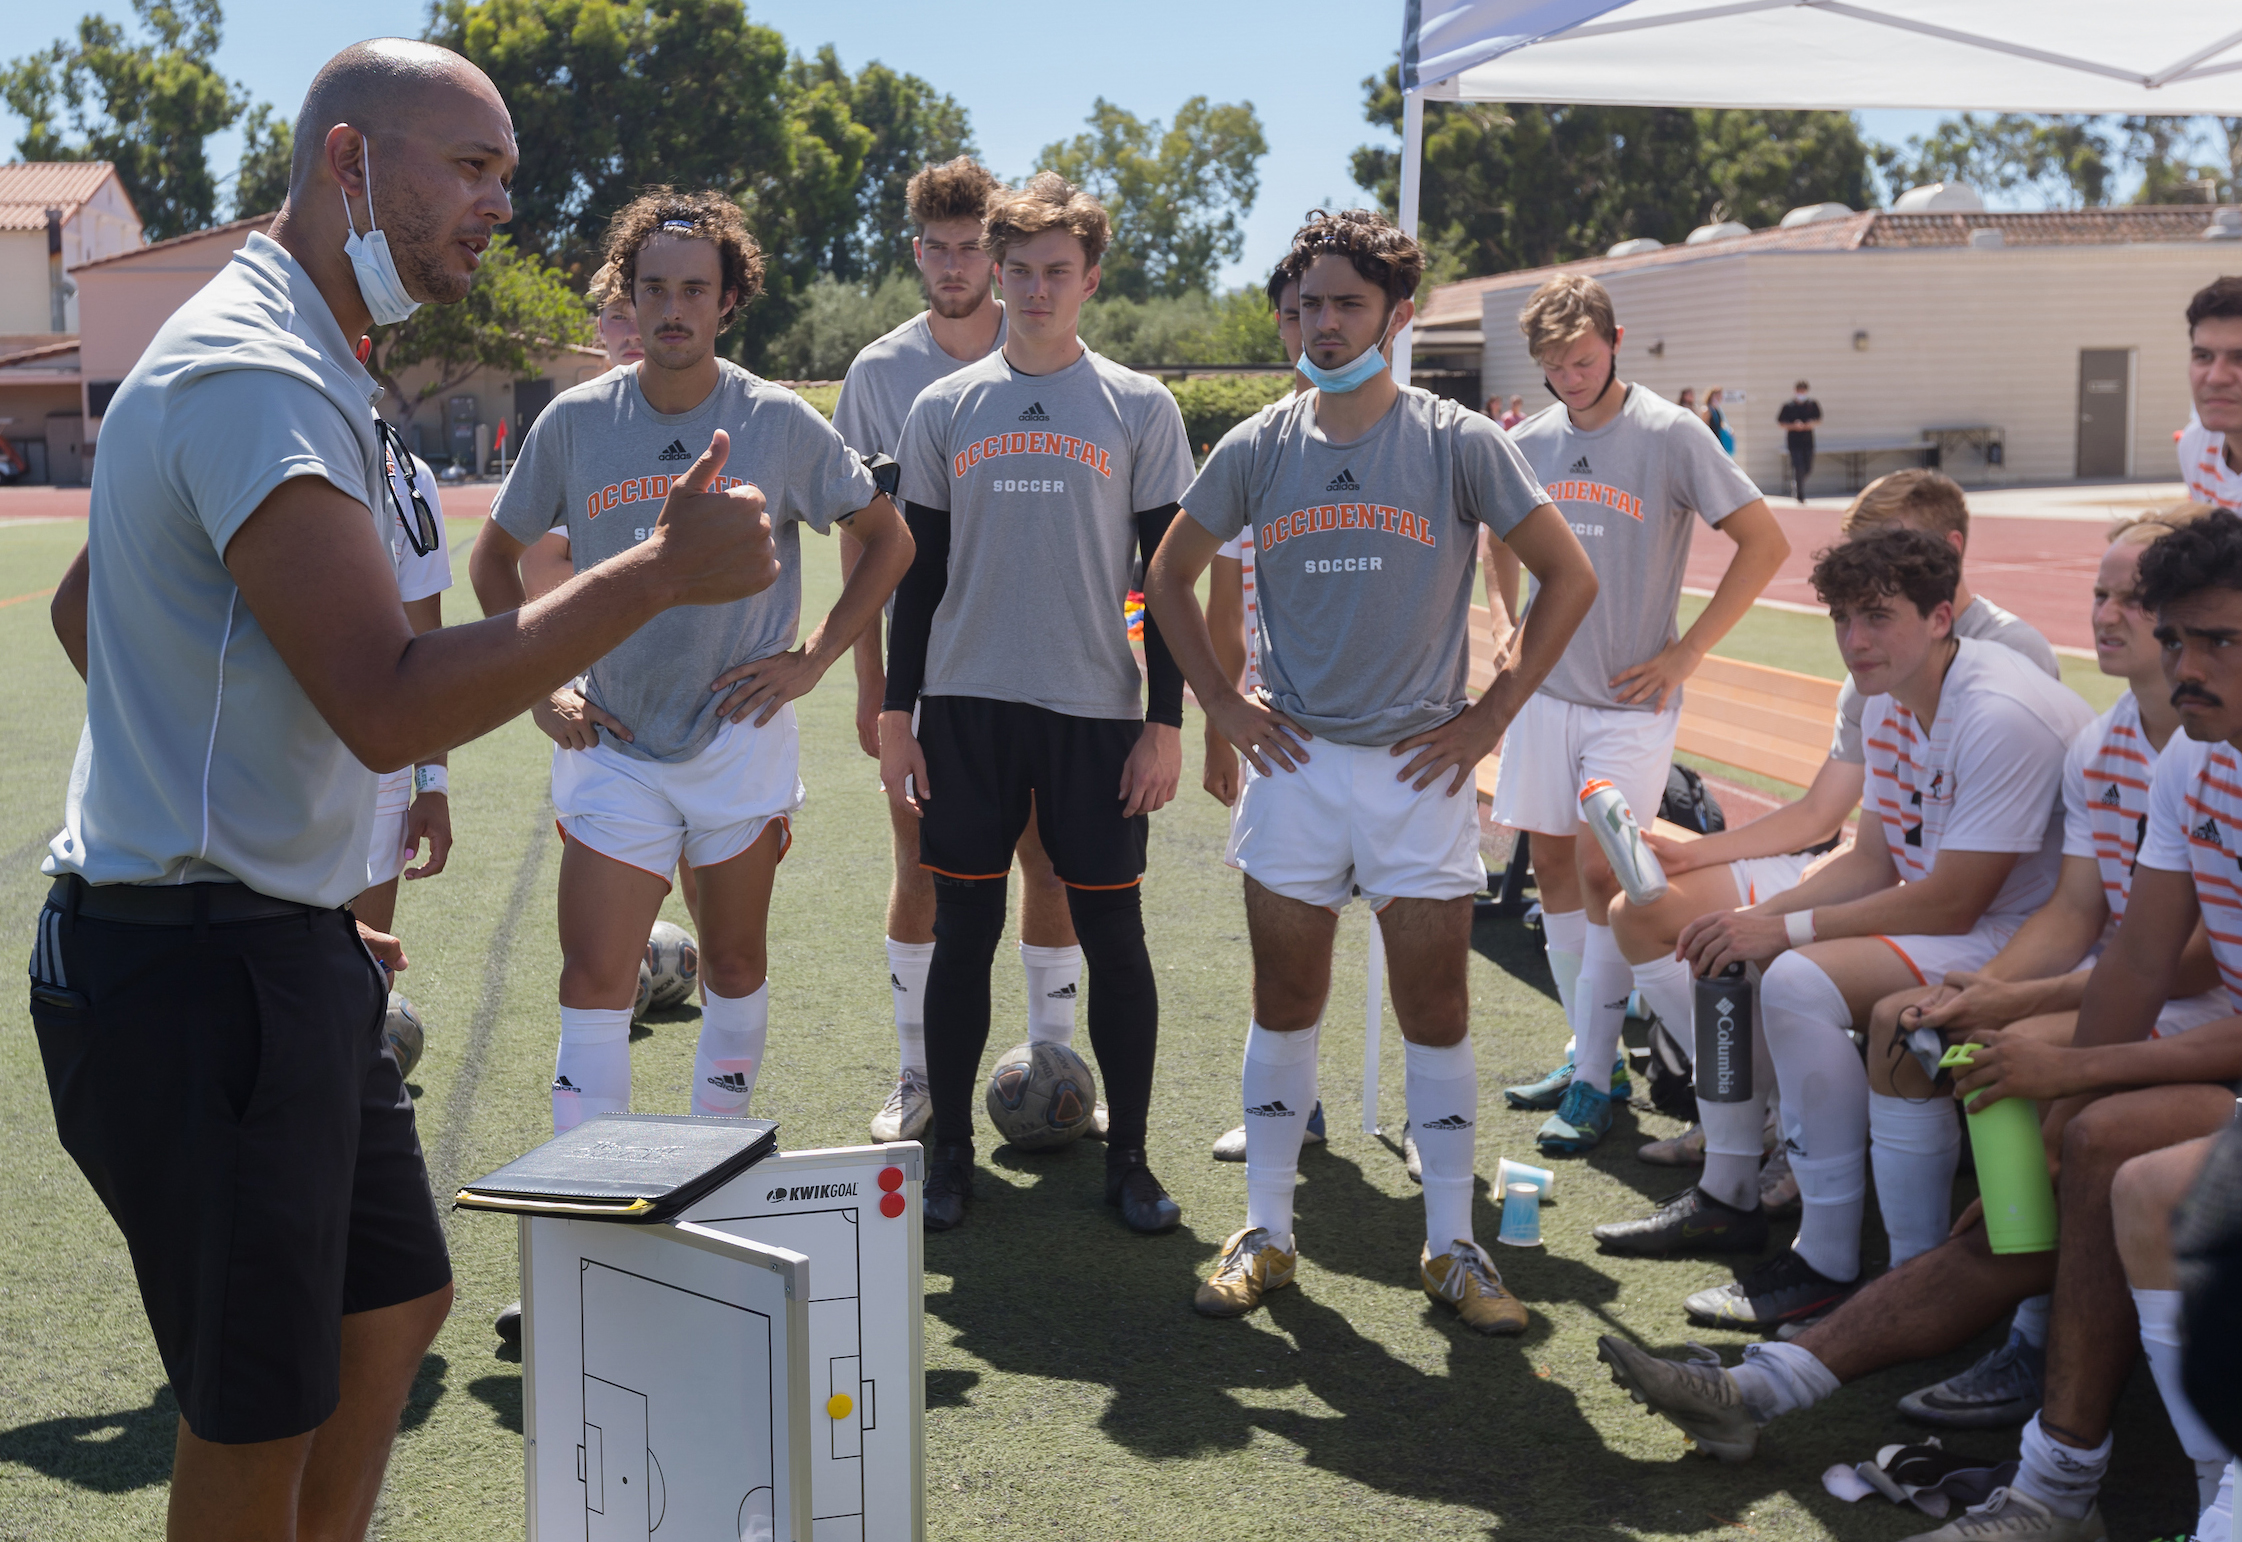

{"left": 877, "top": 1167, "right": 904, "bottom": 1192}
{"left": 879, "top": 1192, "right": 906, "bottom": 1219}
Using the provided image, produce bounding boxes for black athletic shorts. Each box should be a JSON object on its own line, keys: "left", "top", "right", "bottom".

{"left": 916, "top": 696, "right": 1148, "bottom": 889}
{"left": 28, "top": 885, "right": 452, "bottom": 1444}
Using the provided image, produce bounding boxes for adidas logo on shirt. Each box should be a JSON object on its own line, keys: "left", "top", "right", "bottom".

{"left": 1245, "top": 1100, "right": 1298, "bottom": 1118}
{"left": 1047, "top": 982, "right": 1077, "bottom": 999}
{"left": 2195, "top": 815, "right": 2224, "bottom": 847}
{"left": 1325, "top": 466, "right": 1360, "bottom": 492}
{"left": 2100, "top": 783, "right": 2124, "bottom": 807}
{"left": 1421, "top": 1113, "right": 1474, "bottom": 1131}
{"left": 657, "top": 438, "right": 691, "bottom": 462}
{"left": 1018, "top": 401, "right": 1050, "bottom": 422}
{"left": 1569, "top": 455, "right": 1592, "bottom": 474}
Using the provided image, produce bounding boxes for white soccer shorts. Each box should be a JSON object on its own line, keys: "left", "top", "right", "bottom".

{"left": 1225, "top": 738, "right": 1484, "bottom": 912}
{"left": 2154, "top": 989, "right": 2234, "bottom": 1039}
{"left": 1489, "top": 690, "right": 1682, "bottom": 838}
{"left": 1729, "top": 851, "right": 1812, "bottom": 908}
{"left": 1870, "top": 914, "right": 2027, "bottom": 985}
{"left": 550, "top": 705, "right": 804, "bottom": 881}
{"left": 366, "top": 767, "right": 413, "bottom": 888}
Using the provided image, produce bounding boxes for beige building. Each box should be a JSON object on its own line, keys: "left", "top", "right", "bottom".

{"left": 1419, "top": 205, "right": 2242, "bottom": 494}
{"left": 0, "top": 162, "right": 143, "bottom": 335}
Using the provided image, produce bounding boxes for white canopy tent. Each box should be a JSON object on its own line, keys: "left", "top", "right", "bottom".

{"left": 1389, "top": 0, "right": 2242, "bottom": 378}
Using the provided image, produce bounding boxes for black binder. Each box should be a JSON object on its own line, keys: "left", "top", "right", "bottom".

{"left": 455, "top": 1114, "right": 779, "bottom": 1222}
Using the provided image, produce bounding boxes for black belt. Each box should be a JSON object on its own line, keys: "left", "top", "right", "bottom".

{"left": 48, "top": 874, "right": 333, "bottom": 927}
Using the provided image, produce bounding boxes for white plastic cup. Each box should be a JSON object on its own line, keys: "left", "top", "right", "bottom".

{"left": 1497, "top": 1157, "right": 1555, "bottom": 1202}
{"left": 1497, "top": 1181, "right": 1543, "bottom": 1247}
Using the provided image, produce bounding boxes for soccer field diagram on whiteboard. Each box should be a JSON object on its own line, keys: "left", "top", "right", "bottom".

{"left": 520, "top": 1217, "right": 812, "bottom": 1542}
{"left": 680, "top": 1142, "right": 925, "bottom": 1542}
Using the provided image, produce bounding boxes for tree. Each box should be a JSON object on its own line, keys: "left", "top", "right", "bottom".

{"left": 3, "top": 0, "right": 249, "bottom": 240}
{"left": 1039, "top": 97, "right": 1267, "bottom": 301}
{"left": 1350, "top": 65, "right": 1872, "bottom": 283}
{"left": 366, "top": 234, "right": 592, "bottom": 438}
{"left": 232, "top": 102, "right": 290, "bottom": 219}
{"left": 786, "top": 46, "right": 973, "bottom": 279}
{"left": 1874, "top": 113, "right": 2113, "bottom": 208}
{"left": 426, "top": 0, "right": 871, "bottom": 368}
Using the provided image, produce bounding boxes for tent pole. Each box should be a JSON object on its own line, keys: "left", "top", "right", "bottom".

{"left": 1393, "top": 88, "right": 1424, "bottom": 387}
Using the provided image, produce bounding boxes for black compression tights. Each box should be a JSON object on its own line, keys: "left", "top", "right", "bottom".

{"left": 922, "top": 876, "right": 1160, "bottom": 1153}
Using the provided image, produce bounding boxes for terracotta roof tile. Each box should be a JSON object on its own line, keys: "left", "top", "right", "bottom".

{"left": 0, "top": 161, "right": 124, "bottom": 230}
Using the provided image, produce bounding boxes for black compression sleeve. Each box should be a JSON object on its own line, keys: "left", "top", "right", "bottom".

{"left": 884, "top": 500, "right": 951, "bottom": 713}
{"left": 1136, "top": 502, "right": 1185, "bottom": 727}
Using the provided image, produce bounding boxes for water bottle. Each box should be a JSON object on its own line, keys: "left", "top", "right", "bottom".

{"left": 1579, "top": 778, "right": 1668, "bottom": 906}
{"left": 1693, "top": 963, "right": 1752, "bottom": 1102}
{"left": 1938, "top": 1043, "right": 2058, "bottom": 1255}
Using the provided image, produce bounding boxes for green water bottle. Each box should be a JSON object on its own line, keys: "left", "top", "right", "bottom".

{"left": 1938, "top": 1043, "right": 2058, "bottom": 1254}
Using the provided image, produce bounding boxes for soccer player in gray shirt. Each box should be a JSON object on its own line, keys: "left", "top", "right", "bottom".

{"left": 883, "top": 174, "right": 1194, "bottom": 1235}
{"left": 1147, "top": 210, "right": 1597, "bottom": 1333}
{"left": 472, "top": 191, "right": 911, "bottom": 1146}
{"left": 832, "top": 157, "right": 1093, "bottom": 1149}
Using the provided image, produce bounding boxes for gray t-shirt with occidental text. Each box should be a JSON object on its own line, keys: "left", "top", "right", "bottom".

{"left": 493, "top": 359, "right": 876, "bottom": 763}
{"left": 1828, "top": 594, "right": 2061, "bottom": 763}
{"left": 1509, "top": 385, "right": 1763, "bottom": 711}
{"left": 896, "top": 344, "right": 1195, "bottom": 720}
{"left": 833, "top": 305, "right": 1006, "bottom": 457}
{"left": 45, "top": 231, "right": 389, "bottom": 909}
{"left": 1184, "top": 386, "right": 1547, "bottom": 745}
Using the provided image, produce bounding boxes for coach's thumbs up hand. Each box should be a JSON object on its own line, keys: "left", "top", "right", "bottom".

{"left": 650, "top": 430, "right": 779, "bottom": 605}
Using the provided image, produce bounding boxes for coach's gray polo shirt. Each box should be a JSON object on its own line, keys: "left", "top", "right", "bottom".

{"left": 45, "top": 231, "right": 387, "bottom": 908}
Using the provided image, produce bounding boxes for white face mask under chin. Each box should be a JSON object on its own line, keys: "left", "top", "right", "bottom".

{"left": 340, "top": 139, "right": 422, "bottom": 326}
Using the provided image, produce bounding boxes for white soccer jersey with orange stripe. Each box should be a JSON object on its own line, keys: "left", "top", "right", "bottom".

{"left": 1215, "top": 527, "right": 1260, "bottom": 692}
{"left": 2179, "top": 411, "right": 2242, "bottom": 511}
{"left": 2140, "top": 734, "right": 2242, "bottom": 1011}
{"left": 1860, "top": 639, "right": 2093, "bottom": 920}
{"left": 2060, "top": 693, "right": 2156, "bottom": 924}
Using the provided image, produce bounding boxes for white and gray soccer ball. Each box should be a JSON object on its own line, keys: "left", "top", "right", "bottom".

{"left": 984, "top": 1041, "right": 1098, "bottom": 1151}
{"left": 644, "top": 920, "right": 698, "bottom": 1011}
{"left": 383, "top": 991, "right": 425, "bottom": 1079}
{"left": 633, "top": 958, "right": 655, "bottom": 1021}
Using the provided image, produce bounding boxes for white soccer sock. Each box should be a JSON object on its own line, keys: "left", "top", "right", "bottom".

{"left": 1870, "top": 1091, "right": 1963, "bottom": 1266}
{"left": 1729, "top": 1339, "right": 1843, "bottom": 1424}
{"left": 2202, "top": 1459, "right": 2237, "bottom": 1542}
{"left": 1542, "top": 907, "right": 1586, "bottom": 1024}
{"left": 2135, "top": 1286, "right": 2235, "bottom": 1511}
{"left": 2012, "top": 1294, "right": 2051, "bottom": 1348}
{"left": 1020, "top": 942, "right": 1083, "bottom": 1047}
{"left": 1762, "top": 953, "right": 1868, "bottom": 1282}
{"left": 1241, "top": 1019, "right": 1320, "bottom": 1253}
{"left": 1698, "top": 995, "right": 1776, "bottom": 1212}
{"left": 692, "top": 982, "right": 770, "bottom": 1118}
{"left": 553, "top": 1006, "right": 633, "bottom": 1134}
{"left": 2014, "top": 1412, "right": 2112, "bottom": 1520}
{"left": 1633, "top": 954, "right": 1695, "bottom": 1052}
{"left": 1405, "top": 1036, "right": 1480, "bottom": 1252}
{"left": 1572, "top": 922, "right": 1633, "bottom": 1094}
{"left": 886, "top": 938, "right": 933, "bottom": 1077}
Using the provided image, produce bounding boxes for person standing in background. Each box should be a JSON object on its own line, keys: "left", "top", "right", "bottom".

{"left": 1501, "top": 394, "right": 1526, "bottom": 430}
{"left": 1706, "top": 386, "right": 1734, "bottom": 456}
{"left": 2178, "top": 276, "right": 2242, "bottom": 510}
{"left": 1779, "top": 380, "right": 1821, "bottom": 503}
{"left": 1678, "top": 387, "right": 1699, "bottom": 420}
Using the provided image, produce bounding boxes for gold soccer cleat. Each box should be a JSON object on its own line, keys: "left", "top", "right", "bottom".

{"left": 1193, "top": 1227, "right": 1298, "bottom": 1318}
{"left": 1421, "top": 1240, "right": 1530, "bottom": 1335}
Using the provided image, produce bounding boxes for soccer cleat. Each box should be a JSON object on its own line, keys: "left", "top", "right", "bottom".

{"left": 869, "top": 1068, "right": 931, "bottom": 1144}
{"left": 1897, "top": 1329, "right": 2046, "bottom": 1429}
{"left": 1537, "top": 1079, "right": 1615, "bottom": 1155}
{"left": 1684, "top": 1248, "right": 1856, "bottom": 1330}
{"left": 1421, "top": 1239, "right": 1529, "bottom": 1335}
{"left": 1213, "top": 1099, "right": 1326, "bottom": 1162}
{"left": 1504, "top": 1055, "right": 1631, "bottom": 1111}
{"left": 1759, "top": 1144, "right": 1801, "bottom": 1215}
{"left": 1639, "top": 1123, "right": 1708, "bottom": 1165}
{"left": 1593, "top": 1185, "right": 1769, "bottom": 1257}
{"left": 922, "top": 1143, "right": 974, "bottom": 1232}
{"left": 1193, "top": 1227, "right": 1298, "bottom": 1317}
{"left": 494, "top": 1300, "right": 522, "bottom": 1346}
{"left": 1105, "top": 1147, "right": 1181, "bottom": 1234}
{"left": 1896, "top": 1487, "right": 2105, "bottom": 1541}
{"left": 1596, "top": 1335, "right": 1760, "bottom": 1463}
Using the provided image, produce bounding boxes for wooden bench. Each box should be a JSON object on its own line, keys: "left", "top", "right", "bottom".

{"left": 1468, "top": 603, "right": 1842, "bottom": 809}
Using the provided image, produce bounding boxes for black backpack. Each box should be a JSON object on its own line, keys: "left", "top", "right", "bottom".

{"left": 1658, "top": 763, "right": 1726, "bottom": 835}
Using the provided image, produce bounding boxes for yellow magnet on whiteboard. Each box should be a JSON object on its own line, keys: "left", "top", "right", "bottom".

{"left": 826, "top": 1393, "right": 853, "bottom": 1420}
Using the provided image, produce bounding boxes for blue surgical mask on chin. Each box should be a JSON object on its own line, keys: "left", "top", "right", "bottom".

{"left": 339, "top": 141, "right": 422, "bottom": 326}
{"left": 1297, "top": 312, "right": 1400, "bottom": 394}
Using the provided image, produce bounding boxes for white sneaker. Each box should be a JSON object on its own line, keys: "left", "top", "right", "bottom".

{"left": 870, "top": 1068, "right": 931, "bottom": 1143}
{"left": 1898, "top": 1487, "right": 2105, "bottom": 1540}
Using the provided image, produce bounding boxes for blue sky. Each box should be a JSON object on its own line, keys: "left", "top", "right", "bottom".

{"left": 0, "top": 1, "right": 1968, "bottom": 286}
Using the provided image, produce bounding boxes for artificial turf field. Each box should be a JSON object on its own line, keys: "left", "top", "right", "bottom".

{"left": 0, "top": 514, "right": 2193, "bottom": 1541}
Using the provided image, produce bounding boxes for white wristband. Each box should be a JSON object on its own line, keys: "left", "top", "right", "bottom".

{"left": 413, "top": 765, "right": 449, "bottom": 797}
{"left": 1784, "top": 910, "right": 1815, "bottom": 947}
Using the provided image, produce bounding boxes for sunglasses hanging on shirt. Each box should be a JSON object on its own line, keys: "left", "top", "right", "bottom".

{"left": 375, "top": 417, "right": 440, "bottom": 558}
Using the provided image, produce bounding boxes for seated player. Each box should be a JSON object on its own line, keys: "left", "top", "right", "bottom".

{"left": 1493, "top": 273, "right": 1787, "bottom": 1156}
{"left": 880, "top": 174, "right": 1193, "bottom": 1234}
{"left": 1596, "top": 509, "right": 2242, "bottom": 1542}
{"left": 1657, "top": 529, "right": 2090, "bottom": 1327}
{"left": 1605, "top": 469, "right": 2058, "bottom": 1214}
{"left": 1147, "top": 208, "right": 1596, "bottom": 1331}
{"left": 469, "top": 189, "right": 910, "bottom": 1134}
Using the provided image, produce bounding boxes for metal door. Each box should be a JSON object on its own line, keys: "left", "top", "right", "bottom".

{"left": 2077, "top": 349, "right": 2132, "bottom": 478}
{"left": 44, "top": 413, "right": 82, "bottom": 485}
